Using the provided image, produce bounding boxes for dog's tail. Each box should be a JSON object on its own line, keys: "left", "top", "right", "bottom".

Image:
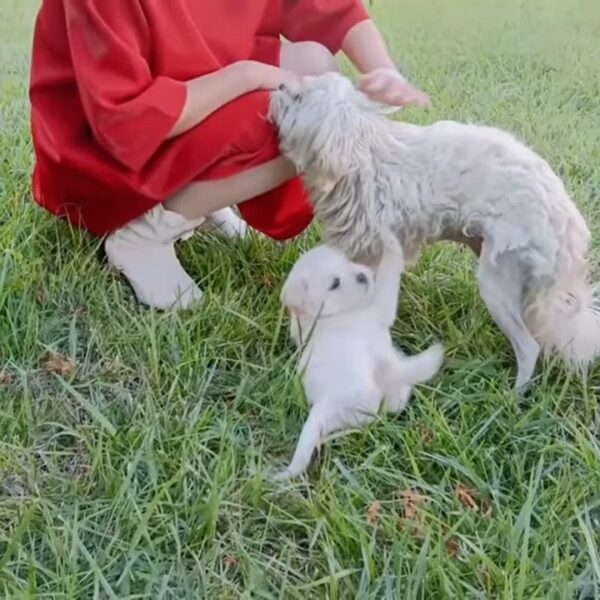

{"left": 525, "top": 222, "right": 600, "bottom": 367}
{"left": 388, "top": 343, "right": 444, "bottom": 386}
{"left": 275, "top": 403, "right": 332, "bottom": 480}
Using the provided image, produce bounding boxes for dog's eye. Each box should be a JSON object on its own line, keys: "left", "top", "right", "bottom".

{"left": 329, "top": 277, "right": 341, "bottom": 291}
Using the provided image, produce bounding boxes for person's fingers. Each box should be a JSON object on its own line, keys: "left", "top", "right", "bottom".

{"left": 359, "top": 74, "right": 386, "bottom": 95}
{"left": 385, "top": 85, "right": 431, "bottom": 107}
{"left": 403, "top": 87, "right": 431, "bottom": 107}
{"left": 360, "top": 72, "right": 431, "bottom": 107}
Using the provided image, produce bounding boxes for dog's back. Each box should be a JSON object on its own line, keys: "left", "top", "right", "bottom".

{"left": 392, "top": 118, "right": 598, "bottom": 382}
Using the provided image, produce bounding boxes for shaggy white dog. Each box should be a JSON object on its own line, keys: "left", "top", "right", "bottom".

{"left": 277, "top": 230, "right": 443, "bottom": 479}
{"left": 270, "top": 73, "right": 600, "bottom": 388}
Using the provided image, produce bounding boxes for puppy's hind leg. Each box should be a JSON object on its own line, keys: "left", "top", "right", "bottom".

{"left": 477, "top": 249, "right": 540, "bottom": 389}
{"left": 378, "top": 344, "right": 444, "bottom": 413}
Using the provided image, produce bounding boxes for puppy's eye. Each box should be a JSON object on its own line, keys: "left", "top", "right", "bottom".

{"left": 293, "top": 94, "right": 301, "bottom": 102}
{"left": 329, "top": 277, "right": 341, "bottom": 291}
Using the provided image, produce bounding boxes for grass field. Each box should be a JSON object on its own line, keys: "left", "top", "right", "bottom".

{"left": 1, "top": 0, "right": 600, "bottom": 597}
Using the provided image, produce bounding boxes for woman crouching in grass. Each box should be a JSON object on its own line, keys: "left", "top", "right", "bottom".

{"left": 30, "top": 0, "right": 429, "bottom": 310}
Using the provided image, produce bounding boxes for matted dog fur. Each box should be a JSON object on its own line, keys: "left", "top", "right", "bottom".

{"left": 270, "top": 73, "right": 600, "bottom": 388}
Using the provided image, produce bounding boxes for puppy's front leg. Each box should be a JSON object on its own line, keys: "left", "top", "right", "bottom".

{"left": 275, "top": 403, "right": 335, "bottom": 480}
{"left": 374, "top": 230, "right": 405, "bottom": 327}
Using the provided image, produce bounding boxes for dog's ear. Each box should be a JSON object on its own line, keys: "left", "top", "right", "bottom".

{"left": 281, "top": 274, "right": 310, "bottom": 316}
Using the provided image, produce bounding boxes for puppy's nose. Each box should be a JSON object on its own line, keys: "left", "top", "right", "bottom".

{"left": 356, "top": 273, "right": 369, "bottom": 286}
{"left": 278, "top": 83, "right": 286, "bottom": 91}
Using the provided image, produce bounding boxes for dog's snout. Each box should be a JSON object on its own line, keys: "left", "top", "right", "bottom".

{"left": 278, "top": 83, "right": 286, "bottom": 91}
{"left": 356, "top": 273, "right": 369, "bottom": 286}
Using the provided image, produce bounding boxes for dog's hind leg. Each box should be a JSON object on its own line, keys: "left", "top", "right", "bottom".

{"left": 477, "top": 249, "right": 540, "bottom": 389}
{"left": 378, "top": 344, "right": 444, "bottom": 412}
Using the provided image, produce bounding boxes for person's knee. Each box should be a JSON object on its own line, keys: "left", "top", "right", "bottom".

{"left": 282, "top": 41, "right": 337, "bottom": 76}
{"left": 303, "top": 42, "right": 337, "bottom": 75}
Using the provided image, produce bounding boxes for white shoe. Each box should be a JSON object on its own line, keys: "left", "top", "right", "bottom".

{"left": 105, "top": 205, "right": 205, "bottom": 310}
{"left": 204, "top": 207, "right": 249, "bottom": 239}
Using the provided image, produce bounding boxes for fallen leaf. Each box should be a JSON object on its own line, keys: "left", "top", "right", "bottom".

{"left": 35, "top": 287, "right": 46, "bottom": 303}
{"left": 481, "top": 497, "right": 493, "bottom": 518}
{"left": 456, "top": 484, "right": 479, "bottom": 511}
{"left": 400, "top": 489, "right": 425, "bottom": 520}
{"left": 66, "top": 441, "right": 91, "bottom": 478}
{"left": 396, "top": 517, "right": 425, "bottom": 539}
{"left": 446, "top": 537, "right": 461, "bottom": 557}
{"left": 261, "top": 274, "right": 278, "bottom": 289}
{"left": 422, "top": 428, "right": 434, "bottom": 444}
{"left": 42, "top": 353, "right": 76, "bottom": 377}
{"left": 101, "top": 358, "right": 122, "bottom": 374}
{"left": 0, "top": 369, "right": 16, "bottom": 385}
{"left": 398, "top": 489, "right": 427, "bottom": 539}
{"left": 367, "top": 500, "right": 382, "bottom": 525}
{"left": 224, "top": 555, "right": 239, "bottom": 567}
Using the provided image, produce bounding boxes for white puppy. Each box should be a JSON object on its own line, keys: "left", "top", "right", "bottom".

{"left": 277, "top": 232, "right": 443, "bottom": 479}
{"left": 271, "top": 72, "right": 600, "bottom": 389}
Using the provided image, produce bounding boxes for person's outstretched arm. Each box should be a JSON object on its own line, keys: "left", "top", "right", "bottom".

{"left": 281, "top": 1, "right": 429, "bottom": 108}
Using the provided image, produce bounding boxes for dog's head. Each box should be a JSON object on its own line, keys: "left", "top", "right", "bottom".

{"left": 269, "top": 72, "right": 379, "bottom": 179}
{"left": 281, "top": 244, "right": 375, "bottom": 319}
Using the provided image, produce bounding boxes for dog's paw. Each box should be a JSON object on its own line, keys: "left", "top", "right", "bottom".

{"left": 266, "top": 465, "right": 294, "bottom": 483}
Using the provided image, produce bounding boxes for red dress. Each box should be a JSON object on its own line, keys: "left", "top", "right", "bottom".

{"left": 29, "top": 0, "right": 368, "bottom": 240}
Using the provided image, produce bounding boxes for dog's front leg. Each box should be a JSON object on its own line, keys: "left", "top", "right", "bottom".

{"left": 274, "top": 403, "right": 336, "bottom": 480}
{"left": 374, "top": 230, "right": 405, "bottom": 327}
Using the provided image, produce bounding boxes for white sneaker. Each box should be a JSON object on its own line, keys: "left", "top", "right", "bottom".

{"left": 204, "top": 207, "right": 249, "bottom": 239}
{"left": 104, "top": 205, "right": 205, "bottom": 310}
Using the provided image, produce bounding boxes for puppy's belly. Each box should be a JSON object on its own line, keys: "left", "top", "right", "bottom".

{"left": 303, "top": 356, "right": 382, "bottom": 414}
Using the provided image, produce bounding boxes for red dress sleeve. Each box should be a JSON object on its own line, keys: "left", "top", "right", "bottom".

{"left": 63, "top": 0, "right": 187, "bottom": 172}
{"left": 281, "top": 0, "right": 369, "bottom": 54}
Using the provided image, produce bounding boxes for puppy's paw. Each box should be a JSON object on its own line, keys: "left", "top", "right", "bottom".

{"left": 266, "top": 465, "right": 294, "bottom": 483}
{"left": 424, "top": 343, "right": 445, "bottom": 378}
{"left": 379, "top": 228, "right": 403, "bottom": 260}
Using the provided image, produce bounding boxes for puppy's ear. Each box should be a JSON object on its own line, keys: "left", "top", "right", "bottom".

{"left": 280, "top": 274, "right": 310, "bottom": 316}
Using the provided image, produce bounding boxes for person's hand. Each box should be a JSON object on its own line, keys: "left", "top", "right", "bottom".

{"left": 241, "top": 60, "right": 301, "bottom": 92}
{"left": 359, "top": 68, "right": 430, "bottom": 107}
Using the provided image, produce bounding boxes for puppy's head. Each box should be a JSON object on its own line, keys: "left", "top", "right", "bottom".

{"left": 269, "top": 72, "right": 379, "bottom": 179}
{"left": 281, "top": 245, "right": 375, "bottom": 319}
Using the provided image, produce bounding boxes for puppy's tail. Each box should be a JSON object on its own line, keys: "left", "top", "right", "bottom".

{"left": 524, "top": 212, "right": 600, "bottom": 368}
{"left": 389, "top": 343, "right": 444, "bottom": 386}
{"left": 275, "top": 404, "right": 331, "bottom": 480}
